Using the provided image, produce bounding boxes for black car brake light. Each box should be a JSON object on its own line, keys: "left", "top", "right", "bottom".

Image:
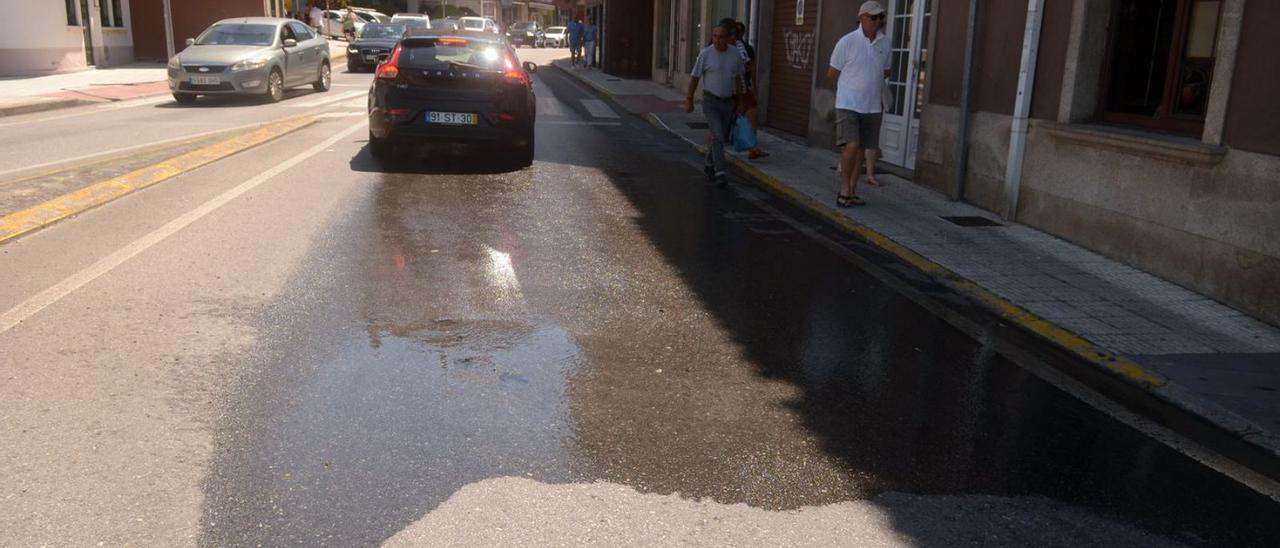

{"left": 376, "top": 46, "right": 401, "bottom": 79}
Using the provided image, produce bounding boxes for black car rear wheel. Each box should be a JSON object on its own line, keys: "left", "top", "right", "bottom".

{"left": 369, "top": 131, "right": 394, "bottom": 160}
{"left": 516, "top": 131, "right": 534, "bottom": 168}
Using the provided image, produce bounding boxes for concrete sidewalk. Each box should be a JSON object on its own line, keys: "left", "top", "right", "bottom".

{"left": 0, "top": 41, "right": 350, "bottom": 118}
{"left": 553, "top": 60, "right": 1280, "bottom": 478}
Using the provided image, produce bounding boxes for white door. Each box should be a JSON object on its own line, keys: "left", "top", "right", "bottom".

{"left": 879, "top": 0, "right": 932, "bottom": 169}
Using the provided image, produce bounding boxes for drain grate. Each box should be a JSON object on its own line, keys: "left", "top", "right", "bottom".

{"left": 940, "top": 215, "right": 1003, "bottom": 227}
{"left": 686, "top": 122, "right": 709, "bottom": 129}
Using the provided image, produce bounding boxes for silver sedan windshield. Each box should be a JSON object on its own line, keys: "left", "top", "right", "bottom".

{"left": 196, "top": 24, "right": 276, "bottom": 46}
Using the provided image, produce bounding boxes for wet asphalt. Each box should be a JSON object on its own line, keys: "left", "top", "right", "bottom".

{"left": 192, "top": 67, "right": 1279, "bottom": 546}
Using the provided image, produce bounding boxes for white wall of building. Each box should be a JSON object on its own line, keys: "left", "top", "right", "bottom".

{"left": 0, "top": 0, "right": 134, "bottom": 76}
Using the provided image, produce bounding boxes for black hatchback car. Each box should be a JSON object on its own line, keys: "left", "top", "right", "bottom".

{"left": 346, "top": 23, "right": 406, "bottom": 72}
{"left": 367, "top": 29, "right": 537, "bottom": 167}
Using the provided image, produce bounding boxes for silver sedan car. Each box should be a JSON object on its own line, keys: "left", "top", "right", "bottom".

{"left": 168, "top": 17, "right": 331, "bottom": 104}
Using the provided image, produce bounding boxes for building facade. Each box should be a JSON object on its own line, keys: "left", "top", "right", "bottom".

{"left": 617, "top": 0, "right": 1277, "bottom": 326}
{"left": 130, "top": 0, "right": 271, "bottom": 61}
{"left": 915, "top": 0, "right": 1278, "bottom": 326}
{"left": 0, "top": 0, "right": 135, "bottom": 76}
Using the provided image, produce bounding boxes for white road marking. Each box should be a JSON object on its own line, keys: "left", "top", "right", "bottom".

{"left": 0, "top": 120, "right": 368, "bottom": 336}
{"left": 538, "top": 120, "right": 621, "bottom": 126}
{"left": 316, "top": 111, "right": 364, "bottom": 118}
{"left": 536, "top": 96, "right": 565, "bottom": 117}
{"left": 580, "top": 98, "right": 619, "bottom": 119}
{"left": 286, "top": 89, "right": 365, "bottom": 108}
{"left": 0, "top": 117, "right": 310, "bottom": 182}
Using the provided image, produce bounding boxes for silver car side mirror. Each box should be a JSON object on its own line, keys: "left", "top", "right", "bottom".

{"left": 283, "top": 38, "right": 298, "bottom": 48}
{"left": 185, "top": 38, "right": 195, "bottom": 46}
{"left": 522, "top": 61, "right": 537, "bottom": 74}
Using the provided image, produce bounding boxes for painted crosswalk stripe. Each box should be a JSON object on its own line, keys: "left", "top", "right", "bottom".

{"left": 580, "top": 99, "right": 619, "bottom": 119}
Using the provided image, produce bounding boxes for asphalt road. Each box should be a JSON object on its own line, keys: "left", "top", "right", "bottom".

{"left": 0, "top": 49, "right": 1277, "bottom": 546}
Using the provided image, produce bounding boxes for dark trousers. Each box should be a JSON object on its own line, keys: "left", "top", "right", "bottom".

{"left": 702, "top": 93, "right": 735, "bottom": 178}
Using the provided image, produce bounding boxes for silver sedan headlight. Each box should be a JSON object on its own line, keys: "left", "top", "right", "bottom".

{"left": 167, "top": 56, "right": 181, "bottom": 70}
{"left": 231, "top": 58, "right": 270, "bottom": 72}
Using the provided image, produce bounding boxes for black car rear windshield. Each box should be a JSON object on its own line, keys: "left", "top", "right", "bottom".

{"left": 359, "top": 24, "right": 406, "bottom": 39}
{"left": 400, "top": 39, "right": 505, "bottom": 70}
{"left": 196, "top": 24, "right": 276, "bottom": 46}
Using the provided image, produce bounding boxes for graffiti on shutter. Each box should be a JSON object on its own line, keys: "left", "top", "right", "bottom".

{"left": 784, "top": 29, "right": 813, "bottom": 69}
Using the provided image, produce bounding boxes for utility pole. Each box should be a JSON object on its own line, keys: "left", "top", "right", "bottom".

{"left": 163, "top": 0, "right": 175, "bottom": 60}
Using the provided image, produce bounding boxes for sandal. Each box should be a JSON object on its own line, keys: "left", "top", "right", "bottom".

{"left": 837, "top": 194, "right": 866, "bottom": 208}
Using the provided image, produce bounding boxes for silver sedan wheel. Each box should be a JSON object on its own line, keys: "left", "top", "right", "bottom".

{"left": 314, "top": 62, "right": 331, "bottom": 92}
{"left": 266, "top": 70, "right": 284, "bottom": 103}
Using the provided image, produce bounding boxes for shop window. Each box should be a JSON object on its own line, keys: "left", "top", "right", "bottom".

{"left": 65, "top": 0, "right": 79, "bottom": 25}
{"left": 1098, "top": 0, "right": 1221, "bottom": 134}
{"left": 112, "top": 0, "right": 125, "bottom": 27}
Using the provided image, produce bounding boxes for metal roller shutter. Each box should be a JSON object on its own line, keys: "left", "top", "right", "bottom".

{"left": 767, "top": 0, "right": 818, "bottom": 137}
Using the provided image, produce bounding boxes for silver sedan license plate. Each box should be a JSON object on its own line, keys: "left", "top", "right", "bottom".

{"left": 190, "top": 76, "right": 220, "bottom": 85}
{"left": 426, "top": 112, "right": 477, "bottom": 126}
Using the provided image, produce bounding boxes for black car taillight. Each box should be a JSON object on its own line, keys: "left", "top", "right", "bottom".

{"left": 376, "top": 46, "right": 401, "bottom": 80}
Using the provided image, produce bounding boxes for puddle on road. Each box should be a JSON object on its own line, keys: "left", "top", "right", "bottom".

{"left": 197, "top": 119, "right": 1278, "bottom": 547}
{"left": 200, "top": 317, "right": 582, "bottom": 547}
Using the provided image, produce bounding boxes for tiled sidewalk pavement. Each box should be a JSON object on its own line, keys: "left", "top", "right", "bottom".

{"left": 550, "top": 63, "right": 1280, "bottom": 460}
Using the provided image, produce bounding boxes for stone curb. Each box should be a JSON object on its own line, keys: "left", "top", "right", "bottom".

{"left": 0, "top": 97, "right": 90, "bottom": 118}
{"left": 552, "top": 61, "right": 1280, "bottom": 493}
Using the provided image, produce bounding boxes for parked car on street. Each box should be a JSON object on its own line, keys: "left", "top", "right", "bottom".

{"left": 349, "top": 7, "right": 391, "bottom": 23}
{"left": 168, "top": 17, "right": 331, "bottom": 104}
{"left": 458, "top": 16, "right": 499, "bottom": 34}
{"left": 391, "top": 13, "right": 431, "bottom": 27}
{"left": 506, "top": 21, "right": 544, "bottom": 48}
{"left": 345, "top": 23, "right": 406, "bottom": 73}
{"left": 542, "top": 26, "right": 567, "bottom": 47}
{"left": 367, "top": 29, "right": 537, "bottom": 167}
{"left": 430, "top": 18, "right": 460, "bottom": 31}
{"left": 319, "top": 9, "right": 364, "bottom": 39}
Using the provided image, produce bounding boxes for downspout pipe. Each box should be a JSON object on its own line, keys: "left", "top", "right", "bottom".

{"left": 950, "top": 0, "right": 978, "bottom": 201}
{"left": 1002, "top": 0, "right": 1045, "bottom": 220}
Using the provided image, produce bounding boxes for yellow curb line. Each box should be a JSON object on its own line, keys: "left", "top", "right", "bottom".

{"left": 0, "top": 115, "right": 317, "bottom": 245}
{"left": 643, "top": 111, "right": 1167, "bottom": 389}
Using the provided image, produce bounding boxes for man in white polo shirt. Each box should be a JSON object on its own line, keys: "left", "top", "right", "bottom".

{"left": 828, "top": 1, "right": 890, "bottom": 207}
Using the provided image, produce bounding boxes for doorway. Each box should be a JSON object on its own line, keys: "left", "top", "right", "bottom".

{"left": 78, "top": 0, "right": 95, "bottom": 66}
{"left": 879, "top": 0, "right": 932, "bottom": 169}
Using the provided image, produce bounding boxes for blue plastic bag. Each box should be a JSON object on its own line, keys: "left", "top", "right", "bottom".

{"left": 732, "top": 113, "right": 758, "bottom": 152}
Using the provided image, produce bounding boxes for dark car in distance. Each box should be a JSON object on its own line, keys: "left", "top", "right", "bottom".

{"left": 505, "top": 21, "right": 543, "bottom": 48}
{"left": 367, "top": 29, "right": 538, "bottom": 167}
{"left": 346, "top": 23, "right": 406, "bottom": 72}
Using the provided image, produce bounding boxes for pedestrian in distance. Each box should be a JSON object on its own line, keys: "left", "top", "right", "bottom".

{"left": 828, "top": 1, "right": 890, "bottom": 207}
{"left": 684, "top": 23, "right": 746, "bottom": 188}
{"left": 567, "top": 18, "right": 584, "bottom": 68}
{"left": 342, "top": 10, "right": 358, "bottom": 42}
{"left": 309, "top": 4, "right": 324, "bottom": 34}
{"left": 583, "top": 19, "right": 598, "bottom": 69}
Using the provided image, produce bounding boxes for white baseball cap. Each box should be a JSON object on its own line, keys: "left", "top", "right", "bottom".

{"left": 859, "top": 1, "right": 886, "bottom": 16}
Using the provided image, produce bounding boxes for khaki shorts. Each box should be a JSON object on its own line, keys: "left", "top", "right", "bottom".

{"left": 835, "top": 109, "right": 882, "bottom": 149}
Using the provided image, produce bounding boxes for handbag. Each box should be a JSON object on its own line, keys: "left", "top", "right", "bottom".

{"left": 732, "top": 114, "right": 758, "bottom": 152}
